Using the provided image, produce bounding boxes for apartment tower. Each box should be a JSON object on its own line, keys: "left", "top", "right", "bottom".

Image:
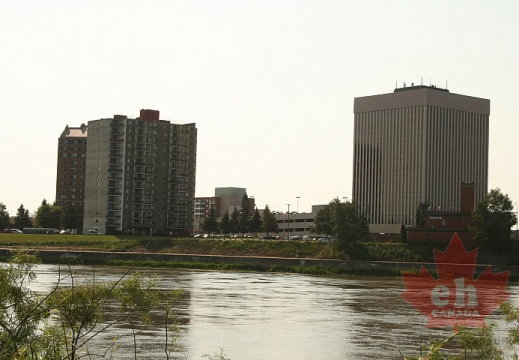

{"left": 82, "top": 109, "right": 197, "bottom": 235}
{"left": 353, "top": 85, "right": 489, "bottom": 226}
{"left": 56, "top": 124, "right": 88, "bottom": 230}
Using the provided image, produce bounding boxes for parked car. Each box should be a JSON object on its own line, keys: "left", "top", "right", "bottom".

{"left": 261, "top": 235, "right": 275, "bottom": 240}
{"left": 302, "top": 235, "right": 311, "bottom": 241}
{"left": 318, "top": 237, "right": 335, "bottom": 242}
{"left": 87, "top": 230, "right": 102, "bottom": 235}
{"left": 2, "top": 228, "right": 22, "bottom": 234}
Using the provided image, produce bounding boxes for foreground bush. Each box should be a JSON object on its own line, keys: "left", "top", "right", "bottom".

{"left": 0, "top": 249, "right": 183, "bottom": 359}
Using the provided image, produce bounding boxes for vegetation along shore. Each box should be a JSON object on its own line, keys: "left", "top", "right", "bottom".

{"left": 1, "top": 233, "right": 519, "bottom": 278}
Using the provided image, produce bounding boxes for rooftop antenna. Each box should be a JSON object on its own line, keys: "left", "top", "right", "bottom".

{"left": 421, "top": 77, "right": 423, "bottom": 86}
{"left": 446, "top": 80, "right": 448, "bottom": 90}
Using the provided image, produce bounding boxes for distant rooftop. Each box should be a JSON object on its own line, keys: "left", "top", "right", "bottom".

{"left": 394, "top": 84, "right": 449, "bottom": 93}
{"left": 61, "top": 124, "right": 87, "bottom": 137}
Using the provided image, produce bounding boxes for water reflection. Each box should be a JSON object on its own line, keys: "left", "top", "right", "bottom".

{"left": 27, "top": 264, "right": 519, "bottom": 359}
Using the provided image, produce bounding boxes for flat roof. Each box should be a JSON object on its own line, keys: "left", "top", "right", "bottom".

{"left": 60, "top": 125, "right": 87, "bottom": 138}
{"left": 354, "top": 86, "right": 490, "bottom": 115}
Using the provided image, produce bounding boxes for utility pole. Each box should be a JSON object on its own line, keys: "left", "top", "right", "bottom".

{"left": 287, "top": 203, "right": 290, "bottom": 239}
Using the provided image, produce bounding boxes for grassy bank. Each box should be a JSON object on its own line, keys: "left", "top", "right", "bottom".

{"left": 0, "top": 233, "right": 517, "bottom": 265}
{"left": 0, "top": 234, "right": 429, "bottom": 261}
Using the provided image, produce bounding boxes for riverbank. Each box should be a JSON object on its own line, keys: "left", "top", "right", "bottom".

{"left": 1, "top": 246, "right": 518, "bottom": 279}
{"left": 1, "top": 233, "right": 518, "bottom": 278}
{"left": 0, "top": 233, "right": 439, "bottom": 261}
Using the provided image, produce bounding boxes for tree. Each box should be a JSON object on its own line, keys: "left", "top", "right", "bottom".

{"left": 219, "top": 210, "right": 232, "bottom": 236}
{"left": 249, "top": 208, "right": 263, "bottom": 236}
{"left": 415, "top": 201, "right": 430, "bottom": 227}
{"left": 399, "top": 224, "right": 407, "bottom": 243}
{"left": 0, "top": 251, "right": 50, "bottom": 358}
{"left": 238, "top": 195, "right": 251, "bottom": 236}
{"left": 261, "top": 205, "right": 278, "bottom": 235}
{"left": 470, "top": 188, "right": 517, "bottom": 251}
{"left": 33, "top": 199, "right": 62, "bottom": 229}
{"left": 0, "top": 203, "right": 9, "bottom": 230}
{"left": 201, "top": 205, "right": 219, "bottom": 234}
{"left": 0, "top": 250, "right": 183, "bottom": 360}
{"left": 230, "top": 207, "right": 240, "bottom": 236}
{"left": 311, "top": 205, "right": 333, "bottom": 236}
{"left": 14, "top": 204, "right": 31, "bottom": 230}
{"left": 312, "top": 198, "right": 370, "bottom": 251}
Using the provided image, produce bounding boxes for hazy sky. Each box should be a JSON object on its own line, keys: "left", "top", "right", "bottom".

{"left": 1, "top": 1, "right": 519, "bottom": 216}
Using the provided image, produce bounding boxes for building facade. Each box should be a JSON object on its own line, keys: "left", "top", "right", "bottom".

{"left": 353, "top": 85, "right": 489, "bottom": 226}
{"left": 271, "top": 205, "right": 326, "bottom": 239}
{"left": 215, "top": 187, "right": 248, "bottom": 215}
{"left": 193, "top": 187, "right": 254, "bottom": 235}
{"left": 407, "top": 182, "right": 476, "bottom": 245}
{"left": 193, "top": 196, "right": 221, "bottom": 235}
{"left": 55, "top": 124, "right": 88, "bottom": 230}
{"left": 82, "top": 109, "right": 197, "bottom": 235}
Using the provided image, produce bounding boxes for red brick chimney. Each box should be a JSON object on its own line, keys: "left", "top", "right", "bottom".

{"left": 139, "top": 109, "right": 160, "bottom": 121}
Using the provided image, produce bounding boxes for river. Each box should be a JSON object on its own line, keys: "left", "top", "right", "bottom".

{"left": 28, "top": 264, "right": 519, "bottom": 359}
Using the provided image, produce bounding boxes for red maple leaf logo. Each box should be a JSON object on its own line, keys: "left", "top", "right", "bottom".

{"left": 401, "top": 233, "right": 510, "bottom": 328}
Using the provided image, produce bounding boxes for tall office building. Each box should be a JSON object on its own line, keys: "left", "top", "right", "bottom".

{"left": 82, "top": 109, "right": 197, "bottom": 235}
{"left": 56, "top": 124, "right": 88, "bottom": 230}
{"left": 215, "top": 187, "right": 249, "bottom": 215}
{"left": 353, "top": 85, "right": 489, "bottom": 226}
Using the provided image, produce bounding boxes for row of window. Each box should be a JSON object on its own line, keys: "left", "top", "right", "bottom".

{"left": 60, "top": 139, "right": 86, "bottom": 145}
{"left": 61, "top": 153, "right": 86, "bottom": 158}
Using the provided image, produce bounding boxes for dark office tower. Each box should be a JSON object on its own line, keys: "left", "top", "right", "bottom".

{"left": 353, "top": 85, "right": 489, "bottom": 226}
{"left": 56, "top": 124, "right": 88, "bottom": 230}
{"left": 83, "top": 109, "right": 197, "bottom": 235}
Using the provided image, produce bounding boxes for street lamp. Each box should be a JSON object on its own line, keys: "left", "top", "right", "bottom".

{"left": 296, "top": 196, "right": 300, "bottom": 213}
{"left": 287, "top": 203, "right": 291, "bottom": 239}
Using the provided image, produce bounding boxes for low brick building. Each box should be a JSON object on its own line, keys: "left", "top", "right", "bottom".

{"left": 407, "top": 182, "right": 477, "bottom": 245}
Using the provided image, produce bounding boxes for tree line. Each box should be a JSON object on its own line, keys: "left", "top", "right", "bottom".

{"left": 2, "top": 188, "right": 518, "bottom": 253}
{"left": 0, "top": 200, "right": 81, "bottom": 231}
{"left": 199, "top": 195, "right": 278, "bottom": 237}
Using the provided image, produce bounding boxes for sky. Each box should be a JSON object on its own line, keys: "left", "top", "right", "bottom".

{"left": 1, "top": 1, "right": 519, "bottom": 216}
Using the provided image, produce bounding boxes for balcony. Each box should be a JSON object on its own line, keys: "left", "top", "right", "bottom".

{"left": 109, "top": 135, "right": 124, "bottom": 142}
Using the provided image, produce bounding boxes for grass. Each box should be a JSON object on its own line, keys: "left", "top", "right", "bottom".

{"left": 354, "top": 242, "right": 437, "bottom": 262}
{"left": 0, "top": 234, "right": 139, "bottom": 252}
{"left": 1, "top": 233, "right": 518, "bottom": 265}
{"left": 0, "top": 234, "right": 340, "bottom": 258}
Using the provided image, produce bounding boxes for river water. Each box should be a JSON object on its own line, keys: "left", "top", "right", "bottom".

{"left": 29, "top": 264, "right": 519, "bottom": 359}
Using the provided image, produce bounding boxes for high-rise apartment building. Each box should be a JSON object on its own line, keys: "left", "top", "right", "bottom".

{"left": 56, "top": 124, "right": 88, "bottom": 230}
{"left": 80, "top": 109, "right": 197, "bottom": 235}
{"left": 353, "top": 85, "right": 489, "bottom": 226}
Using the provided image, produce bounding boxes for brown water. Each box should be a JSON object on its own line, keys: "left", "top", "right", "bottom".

{"left": 31, "top": 264, "right": 518, "bottom": 359}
